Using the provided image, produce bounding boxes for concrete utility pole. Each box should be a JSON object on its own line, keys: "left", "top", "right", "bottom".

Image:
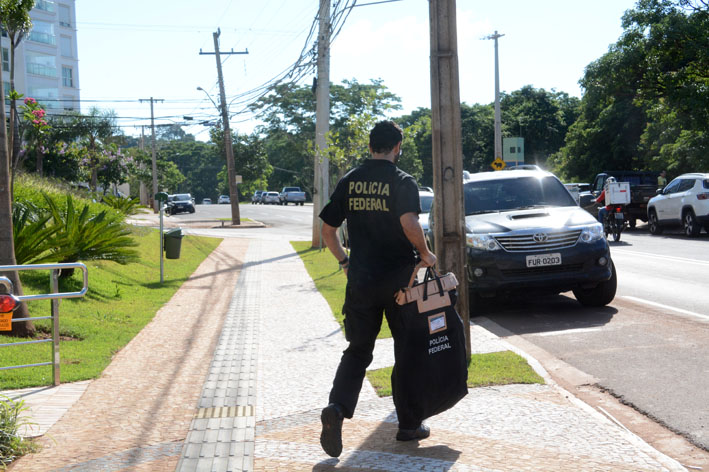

{"left": 429, "top": 0, "right": 470, "bottom": 357}
{"left": 312, "top": 0, "right": 331, "bottom": 248}
{"left": 484, "top": 30, "right": 505, "bottom": 160}
{"left": 139, "top": 125, "right": 148, "bottom": 206}
{"left": 200, "top": 29, "right": 248, "bottom": 226}
{"left": 139, "top": 97, "right": 163, "bottom": 212}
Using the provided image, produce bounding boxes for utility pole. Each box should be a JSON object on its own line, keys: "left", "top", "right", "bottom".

{"left": 484, "top": 30, "right": 505, "bottom": 160}
{"left": 199, "top": 29, "right": 248, "bottom": 226}
{"left": 312, "top": 0, "right": 331, "bottom": 247}
{"left": 139, "top": 97, "right": 163, "bottom": 212}
{"left": 139, "top": 125, "right": 148, "bottom": 206}
{"left": 429, "top": 0, "right": 470, "bottom": 357}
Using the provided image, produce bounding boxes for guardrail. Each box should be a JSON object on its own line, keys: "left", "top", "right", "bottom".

{"left": 0, "top": 263, "right": 88, "bottom": 386}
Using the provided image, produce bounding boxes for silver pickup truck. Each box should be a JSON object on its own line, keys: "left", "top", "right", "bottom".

{"left": 279, "top": 187, "right": 306, "bottom": 206}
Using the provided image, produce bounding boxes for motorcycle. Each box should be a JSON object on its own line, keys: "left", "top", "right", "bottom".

{"left": 603, "top": 204, "right": 628, "bottom": 242}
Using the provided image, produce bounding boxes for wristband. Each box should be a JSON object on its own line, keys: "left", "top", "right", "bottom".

{"left": 338, "top": 256, "right": 349, "bottom": 266}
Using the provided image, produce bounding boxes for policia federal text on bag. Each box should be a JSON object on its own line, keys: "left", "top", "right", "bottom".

{"left": 392, "top": 264, "right": 468, "bottom": 428}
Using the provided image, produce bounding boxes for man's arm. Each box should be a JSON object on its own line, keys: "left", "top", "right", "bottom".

{"left": 321, "top": 222, "right": 349, "bottom": 274}
{"left": 400, "top": 212, "right": 436, "bottom": 267}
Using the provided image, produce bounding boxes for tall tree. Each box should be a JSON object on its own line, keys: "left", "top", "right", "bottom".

{"left": 551, "top": 0, "right": 708, "bottom": 181}
{"left": 0, "top": 2, "right": 33, "bottom": 336}
{"left": 71, "top": 108, "right": 119, "bottom": 190}
{"left": 0, "top": 0, "right": 34, "bottom": 170}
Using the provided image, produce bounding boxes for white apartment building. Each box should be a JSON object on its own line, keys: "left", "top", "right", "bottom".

{"left": 1, "top": 0, "right": 79, "bottom": 114}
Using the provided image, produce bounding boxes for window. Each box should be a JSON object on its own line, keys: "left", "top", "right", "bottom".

{"left": 26, "top": 51, "right": 57, "bottom": 77}
{"left": 678, "top": 179, "right": 696, "bottom": 192}
{"left": 62, "top": 94, "right": 74, "bottom": 111}
{"left": 1, "top": 47, "right": 8, "bottom": 73}
{"left": 62, "top": 66, "right": 73, "bottom": 87}
{"left": 509, "top": 146, "right": 516, "bottom": 154}
{"left": 59, "top": 4, "right": 71, "bottom": 27}
{"left": 28, "top": 20, "right": 55, "bottom": 45}
{"left": 60, "top": 36, "right": 72, "bottom": 57}
{"left": 663, "top": 179, "right": 681, "bottom": 194}
{"left": 35, "top": 0, "right": 56, "bottom": 13}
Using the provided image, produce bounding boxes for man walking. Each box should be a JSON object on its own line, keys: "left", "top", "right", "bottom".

{"left": 318, "top": 120, "right": 436, "bottom": 458}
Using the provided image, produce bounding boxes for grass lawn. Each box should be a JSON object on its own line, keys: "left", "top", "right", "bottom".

{"left": 0, "top": 226, "right": 221, "bottom": 390}
{"left": 291, "top": 241, "right": 544, "bottom": 394}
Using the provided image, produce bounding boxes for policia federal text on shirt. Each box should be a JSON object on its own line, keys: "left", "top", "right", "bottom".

{"left": 317, "top": 120, "right": 436, "bottom": 458}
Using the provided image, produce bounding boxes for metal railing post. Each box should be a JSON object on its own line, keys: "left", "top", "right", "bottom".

{"left": 50, "top": 269, "right": 60, "bottom": 386}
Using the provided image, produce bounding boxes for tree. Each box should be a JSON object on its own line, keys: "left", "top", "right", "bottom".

{"left": 70, "top": 108, "right": 120, "bottom": 190}
{"left": 0, "top": 4, "right": 33, "bottom": 336}
{"left": 551, "top": 0, "right": 708, "bottom": 181}
{"left": 0, "top": 0, "right": 34, "bottom": 171}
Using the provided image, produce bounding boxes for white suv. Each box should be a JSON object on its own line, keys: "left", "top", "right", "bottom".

{"left": 647, "top": 173, "right": 709, "bottom": 237}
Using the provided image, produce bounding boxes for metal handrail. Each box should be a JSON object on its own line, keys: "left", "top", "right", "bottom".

{"left": 0, "top": 262, "right": 88, "bottom": 386}
{"left": 1, "top": 263, "right": 88, "bottom": 301}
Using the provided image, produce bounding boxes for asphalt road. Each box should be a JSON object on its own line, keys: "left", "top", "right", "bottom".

{"left": 179, "top": 205, "right": 709, "bottom": 452}
{"left": 480, "top": 225, "right": 709, "bottom": 452}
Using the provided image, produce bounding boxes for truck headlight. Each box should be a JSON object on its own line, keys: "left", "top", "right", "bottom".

{"left": 466, "top": 233, "right": 501, "bottom": 251}
{"left": 580, "top": 223, "right": 604, "bottom": 242}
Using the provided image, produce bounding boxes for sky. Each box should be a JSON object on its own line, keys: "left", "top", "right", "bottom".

{"left": 74, "top": 0, "right": 640, "bottom": 141}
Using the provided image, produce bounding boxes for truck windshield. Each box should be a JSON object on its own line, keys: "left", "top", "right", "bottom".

{"left": 464, "top": 176, "right": 577, "bottom": 215}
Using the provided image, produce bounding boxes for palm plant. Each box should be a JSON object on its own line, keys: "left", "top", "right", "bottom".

{"left": 101, "top": 194, "right": 142, "bottom": 216}
{"left": 43, "top": 193, "right": 139, "bottom": 277}
{"left": 12, "top": 201, "right": 63, "bottom": 265}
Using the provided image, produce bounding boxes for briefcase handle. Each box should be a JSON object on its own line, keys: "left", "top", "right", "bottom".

{"left": 406, "top": 261, "right": 428, "bottom": 288}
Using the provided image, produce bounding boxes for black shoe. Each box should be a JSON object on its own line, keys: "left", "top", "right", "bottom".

{"left": 320, "top": 403, "right": 344, "bottom": 457}
{"left": 396, "top": 423, "right": 430, "bottom": 441}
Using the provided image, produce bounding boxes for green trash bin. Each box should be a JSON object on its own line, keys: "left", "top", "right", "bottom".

{"left": 163, "top": 228, "right": 183, "bottom": 259}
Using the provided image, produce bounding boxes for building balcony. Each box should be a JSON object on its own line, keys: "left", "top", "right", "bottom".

{"left": 28, "top": 31, "right": 56, "bottom": 45}
{"left": 35, "top": 0, "right": 56, "bottom": 13}
{"left": 27, "top": 63, "right": 58, "bottom": 78}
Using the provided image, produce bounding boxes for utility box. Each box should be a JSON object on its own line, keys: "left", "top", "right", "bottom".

{"left": 163, "top": 228, "right": 183, "bottom": 259}
{"left": 604, "top": 181, "right": 631, "bottom": 206}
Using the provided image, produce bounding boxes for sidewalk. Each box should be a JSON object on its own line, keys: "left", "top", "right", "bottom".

{"left": 6, "top": 237, "right": 685, "bottom": 471}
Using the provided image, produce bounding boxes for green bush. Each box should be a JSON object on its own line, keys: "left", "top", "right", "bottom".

{"left": 12, "top": 201, "right": 60, "bottom": 265}
{"left": 43, "top": 194, "right": 139, "bottom": 276}
{"left": 101, "top": 194, "right": 143, "bottom": 216}
{"left": 0, "top": 395, "right": 37, "bottom": 466}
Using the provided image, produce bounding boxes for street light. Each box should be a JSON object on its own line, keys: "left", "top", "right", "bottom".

{"left": 196, "top": 86, "right": 219, "bottom": 111}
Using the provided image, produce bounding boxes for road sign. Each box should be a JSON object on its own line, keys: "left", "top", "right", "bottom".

{"left": 491, "top": 158, "right": 506, "bottom": 171}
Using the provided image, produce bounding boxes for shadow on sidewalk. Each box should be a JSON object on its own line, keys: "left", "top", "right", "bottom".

{"left": 311, "top": 418, "right": 462, "bottom": 471}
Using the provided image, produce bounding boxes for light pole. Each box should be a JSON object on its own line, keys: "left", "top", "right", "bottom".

{"left": 483, "top": 30, "right": 505, "bottom": 161}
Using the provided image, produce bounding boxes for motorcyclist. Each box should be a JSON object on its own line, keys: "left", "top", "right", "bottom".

{"left": 596, "top": 176, "right": 616, "bottom": 225}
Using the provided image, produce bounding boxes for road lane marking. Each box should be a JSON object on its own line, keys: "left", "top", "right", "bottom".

{"left": 621, "top": 296, "right": 709, "bottom": 321}
{"left": 535, "top": 327, "right": 604, "bottom": 337}
{"left": 611, "top": 249, "right": 709, "bottom": 267}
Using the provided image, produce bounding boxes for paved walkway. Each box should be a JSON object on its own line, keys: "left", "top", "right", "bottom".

{"left": 6, "top": 237, "right": 686, "bottom": 471}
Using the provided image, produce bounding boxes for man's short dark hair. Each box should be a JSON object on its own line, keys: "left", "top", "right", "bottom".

{"left": 369, "top": 120, "right": 403, "bottom": 154}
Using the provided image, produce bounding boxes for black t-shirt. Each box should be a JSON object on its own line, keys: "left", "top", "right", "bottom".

{"left": 320, "top": 159, "right": 421, "bottom": 274}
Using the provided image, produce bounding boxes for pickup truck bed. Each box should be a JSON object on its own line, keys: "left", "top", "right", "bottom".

{"left": 583, "top": 171, "right": 659, "bottom": 227}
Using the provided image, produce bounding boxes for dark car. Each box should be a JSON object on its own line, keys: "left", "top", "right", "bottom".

{"left": 167, "top": 193, "right": 195, "bottom": 215}
{"left": 429, "top": 169, "right": 616, "bottom": 309}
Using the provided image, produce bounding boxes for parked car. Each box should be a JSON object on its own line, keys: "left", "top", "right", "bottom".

{"left": 647, "top": 173, "right": 709, "bottom": 237}
{"left": 262, "top": 191, "right": 281, "bottom": 204}
{"left": 252, "top": 190, "right": 265, "bottom": 204}
{"left": 418, "top": 189, "right": 434, "bottom": 237}
{"left": 428, "top": 169, "right": 616, "bottom": 309}
{"left": 167, "top": 193, "right": 195, "bottom": 215}
{"left": 202, "top": 198, "right": 212, "bottom": 205}
{"left": 341, "top": 189, "right": 435, "bottom": 248}
{"left": 279, "top": 186, "right": 306, "bottom": 206}
{"left": 218, "top": 195, "right": 230, "bottom": 204}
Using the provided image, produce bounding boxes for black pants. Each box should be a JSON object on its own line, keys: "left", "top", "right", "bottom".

{"left": 328, "top": 264, "right": 419, "bottom": 429}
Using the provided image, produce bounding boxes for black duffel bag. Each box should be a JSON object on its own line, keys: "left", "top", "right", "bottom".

{"left": 391, "top": 265, "right": 468, "bottom": 428}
